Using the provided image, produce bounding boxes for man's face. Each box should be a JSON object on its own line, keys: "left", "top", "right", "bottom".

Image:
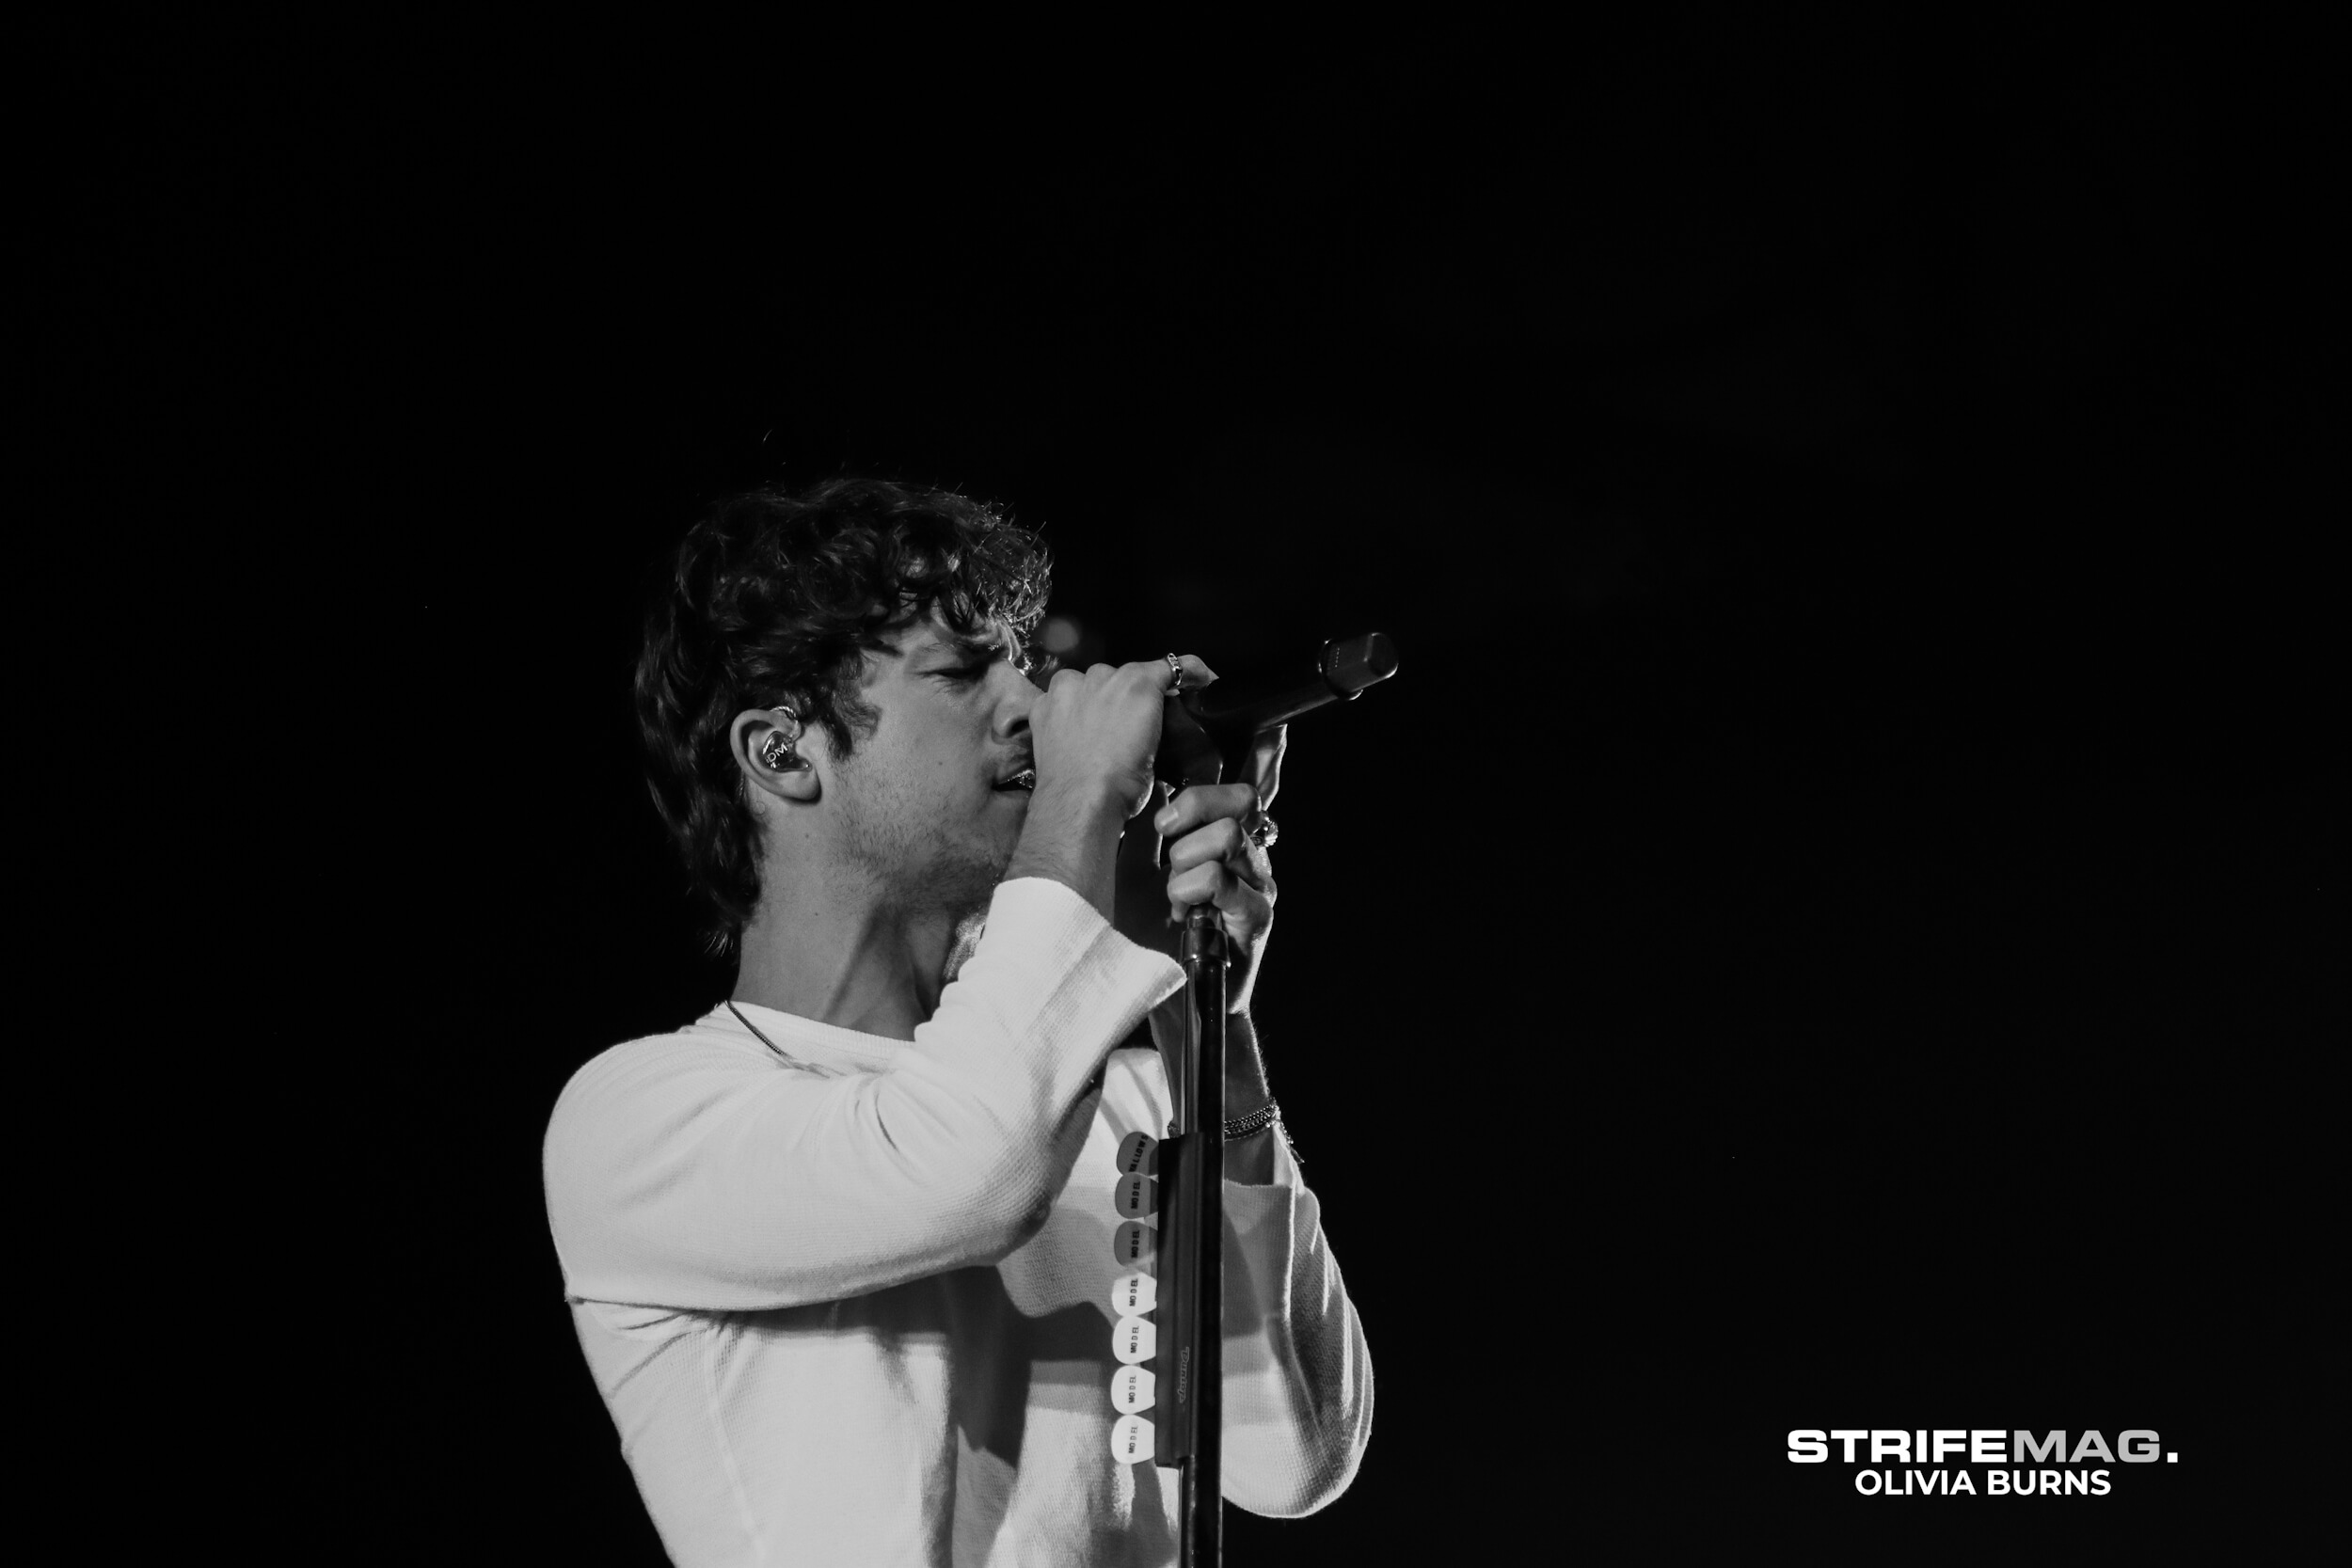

{"left": 826, "top": 609, "right": 1039, "bottom": 916}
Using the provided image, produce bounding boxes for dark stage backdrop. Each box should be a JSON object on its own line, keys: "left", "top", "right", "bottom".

{"left": 40, "top": 19, "right": 2331, "bottom": 1563}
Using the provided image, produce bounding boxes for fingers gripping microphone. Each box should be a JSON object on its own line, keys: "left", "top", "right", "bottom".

{"left": 1154, "top": 632, "right": 1399, "bottom": 789}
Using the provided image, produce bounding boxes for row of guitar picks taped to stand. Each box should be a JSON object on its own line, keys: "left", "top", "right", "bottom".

{"left": 1107, "top": 1129, "right": 1163, "bottom": 1465}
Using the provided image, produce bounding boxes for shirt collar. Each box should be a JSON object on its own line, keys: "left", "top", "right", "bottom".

{"left": 706, "top": 999, "right": 910, "bottom": 1071}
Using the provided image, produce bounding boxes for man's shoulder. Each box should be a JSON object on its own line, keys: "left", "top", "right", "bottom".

{"left": 545, "top": 1011, "right": 768, "bottom": 1149}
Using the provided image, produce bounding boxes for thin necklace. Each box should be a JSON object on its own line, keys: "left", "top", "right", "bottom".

{"left": 727, "top": 999, "right": 822, "bottom": 1072}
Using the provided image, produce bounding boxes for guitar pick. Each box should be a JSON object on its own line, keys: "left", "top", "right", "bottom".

{"left": 1110, "top": 1362, "right": 1155, "bottom": 1416}
{"left": 1113, "top": 1172, "right": 1156, "bottom": 1219}
{"left": 1115, "top": 1130, "right": 1158, "bottom": 1176}
{"left": 1111, "top": 1314, "right": 1157, "bottom": 1366}
{"left": 1109, "top": 1413, "right": 1155, "bottom": 1465}
{"left": 1109, "top": 1271, "right": 1157, "bottom": 1315}
{"left": 1111, "top": 1222, "right": 1153, "bottom": 1268}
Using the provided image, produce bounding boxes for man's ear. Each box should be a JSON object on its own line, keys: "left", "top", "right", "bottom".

{"left": 729, "top": 707, "right": 825, "bottom": 804}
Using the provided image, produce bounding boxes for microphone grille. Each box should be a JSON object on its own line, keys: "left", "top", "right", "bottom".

{"left": 1323, "top": 632, "right": 1399, "bottom": 696}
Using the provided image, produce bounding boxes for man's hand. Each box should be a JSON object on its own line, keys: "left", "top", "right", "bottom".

{"left": 1155, "top": 781, "right": 1278, "bottom": 1014}
{"left": 1008, "top": 656, "right": 1211, "bottom": 918}
{"left": 1028, "top": 657, "right": 1200, "bottom": 818}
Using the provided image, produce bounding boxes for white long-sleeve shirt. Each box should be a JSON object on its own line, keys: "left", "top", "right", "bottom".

{"left": 543, "top": 877, "right": 1374, "bottom": 1566}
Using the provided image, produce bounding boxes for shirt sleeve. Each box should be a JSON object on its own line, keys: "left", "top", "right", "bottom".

{"left": 1216, "top": 1129, "right": 1377, "bottom": 1517}
{"left": 544, "top": 878, "right": 1185, "bottom": 1312}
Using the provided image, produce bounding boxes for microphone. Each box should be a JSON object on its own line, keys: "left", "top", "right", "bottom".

{"left": 1183, "top": 632, "right": 1399, "bottom": 733}
{"left": 1155, "top": 632, "right": 1399, "bottom": 788}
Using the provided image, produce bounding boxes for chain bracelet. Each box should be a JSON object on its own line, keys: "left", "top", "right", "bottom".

{"left": 1222, "top": 1101, "right": 1280, "bottom": 1141}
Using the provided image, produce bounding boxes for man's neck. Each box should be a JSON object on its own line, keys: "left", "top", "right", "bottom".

{"left": 730, "top": 873, "right": 979, "bottom": 1042}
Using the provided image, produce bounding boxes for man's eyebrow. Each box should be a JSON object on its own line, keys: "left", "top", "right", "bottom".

{"left": 888, "top": 619, "right": 1014, "bottom": 665}
{"left": 941, "top": 628, "right": 1016, "bottom": 660}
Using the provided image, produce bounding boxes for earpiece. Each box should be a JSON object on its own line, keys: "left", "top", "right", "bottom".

{"left": 757, "top": 705, "right": 811, "bottom": 772}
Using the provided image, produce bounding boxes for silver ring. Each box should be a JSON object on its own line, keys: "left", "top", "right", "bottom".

{"left": 1163, "top": 652, "right": 1184, "bottom": 693}
{"left": 1247, "top": 812, "right": 1279, "bottom": 849}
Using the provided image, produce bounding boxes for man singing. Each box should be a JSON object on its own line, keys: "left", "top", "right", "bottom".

{"left": 543, "top": 478, "right": 1373, "bottom": 1564}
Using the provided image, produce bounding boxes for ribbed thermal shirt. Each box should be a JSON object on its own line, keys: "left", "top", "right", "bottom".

{"left": 544, "top": 877, "right": 1374, "bottom": 1566}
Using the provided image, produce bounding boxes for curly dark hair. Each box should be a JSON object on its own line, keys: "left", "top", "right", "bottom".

{"left": 635, "top": 477, "right": 1052, "bottom": 947}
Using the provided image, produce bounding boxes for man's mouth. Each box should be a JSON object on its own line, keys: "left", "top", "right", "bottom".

{"left": 994, "top": 767, "right": 1037, "bottom": 794}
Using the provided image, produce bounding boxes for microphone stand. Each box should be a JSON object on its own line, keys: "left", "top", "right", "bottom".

{"left": 1153, "top": 720, "right": 1251, "bottom": 1568}
{"left": 1160, "top": 902, "right": 1225, "bottom": 1567}
{"left": 1149, "top": 634, "right": 1394, "bottom": 1566}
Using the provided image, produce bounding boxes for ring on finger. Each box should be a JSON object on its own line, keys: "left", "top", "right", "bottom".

{"left": 1162, "top": 652, "right": 1184, "bottom": 693}
{"left": 1247, "top": 811, "right": 1279, "bottom": 849}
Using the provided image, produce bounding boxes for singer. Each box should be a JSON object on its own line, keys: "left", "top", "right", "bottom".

{"left": 543, "top": 477, "right": 1374, "bottom": 1565}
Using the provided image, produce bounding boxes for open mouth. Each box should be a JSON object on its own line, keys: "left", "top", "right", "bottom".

{"left": 994, "top": 767, "right": 1037, "bottom": 794}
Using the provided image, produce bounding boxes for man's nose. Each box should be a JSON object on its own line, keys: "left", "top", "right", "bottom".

{"left": 993, "top": 662, "right": 1038, "bottom": 736}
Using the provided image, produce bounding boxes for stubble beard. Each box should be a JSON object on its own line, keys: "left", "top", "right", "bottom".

{"left": 835, "top": 769, "right": 1010, "bottom": 928}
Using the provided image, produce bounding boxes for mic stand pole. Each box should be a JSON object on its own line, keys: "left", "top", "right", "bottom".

{"left": 1150, "top": 639, "right": 1395, "bottom": 1563}
{"left": 1159, "top": 903, "right": 1225, "bottom": 1566}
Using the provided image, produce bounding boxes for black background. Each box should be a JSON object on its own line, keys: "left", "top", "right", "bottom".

{"left": 32, "top": 16, "right": 2335, "bottom": 1562}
